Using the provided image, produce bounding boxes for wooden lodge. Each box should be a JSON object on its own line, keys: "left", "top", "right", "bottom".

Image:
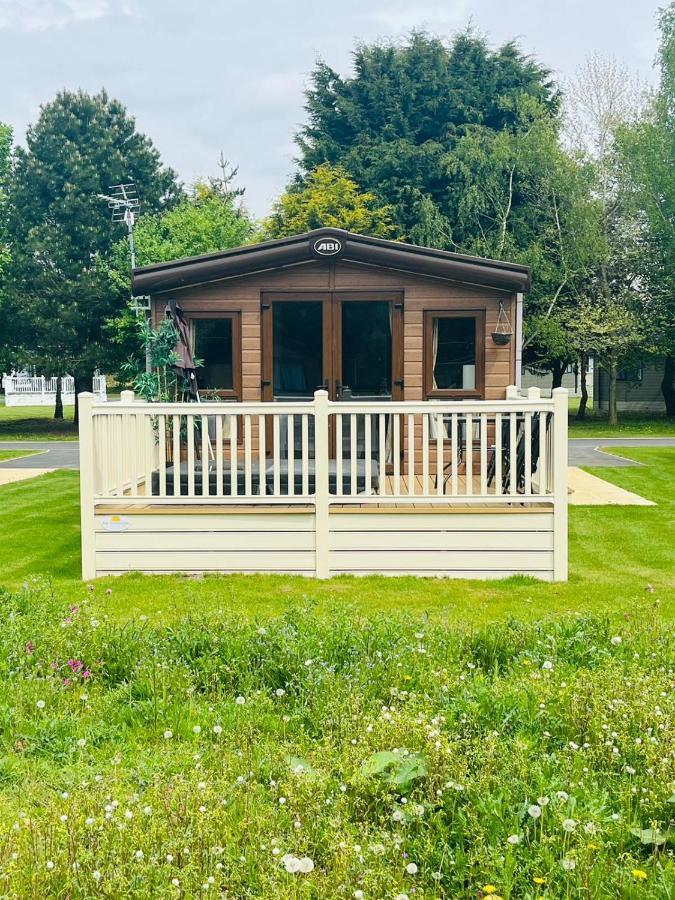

{"left": 78, "top": 228, "right": 568, "bottom": 581}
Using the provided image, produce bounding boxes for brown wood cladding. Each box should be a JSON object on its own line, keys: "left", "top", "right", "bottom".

{"left": 153, "top": 260, "right": 516, "bottom": 402}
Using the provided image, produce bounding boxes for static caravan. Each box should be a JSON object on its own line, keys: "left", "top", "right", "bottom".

{"left": 78, "top": 229, "right": 568, "bottom": 581}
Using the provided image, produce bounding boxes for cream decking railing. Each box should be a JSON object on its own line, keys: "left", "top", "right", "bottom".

{"left": 78, "top": 388, "right": 568, "bottom": 581}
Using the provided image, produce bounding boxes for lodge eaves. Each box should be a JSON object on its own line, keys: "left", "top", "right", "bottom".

{"left": 132, "top": 228, "right": 531, "bottom": 295}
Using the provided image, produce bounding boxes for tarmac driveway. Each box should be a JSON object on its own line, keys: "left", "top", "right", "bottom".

{"left": 0, "top": 441, "right": 79, "bottom": 469}
{"left": 0, "top": 438, "right": 672, "bottom": 473}
{"left": 568, "top": 437, "right": 675, "bottom": 467}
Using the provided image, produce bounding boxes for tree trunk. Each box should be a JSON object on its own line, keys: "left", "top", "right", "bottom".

{"left": 54, "top": 376, "right": 64, "bottom": 420}
{"left": 661, "top": 355, "right": 675, "bottom": 417}
{"left": 551, "top": 360, "right": 565, "bottom": 391}
{"left": 73, "top": 375, "right": 92, "bottom": 428}
{"left": 607, "top": 360, "right": 618, "bottom": 426}
{"left": 577, "top": 355, "right": 589, "bottom": 421}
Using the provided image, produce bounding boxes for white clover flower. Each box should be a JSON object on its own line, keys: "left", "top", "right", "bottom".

{"left": 405, "top": 862, "right": 418, "bottom": 875}
{"left": 611, "top": 636, "right": 622, "bottom": 645}
{"left": 46, "top": 860, "right": 54, "bottom": 870}
{"left": 528, "top": 804, "right": 542, "bottom": 819}
{"left": 278, "top": 797, "right": 286, "bottom": 805}
{"left": 542, "top": 661, "right": 553, "bottom": 670}
{"left": 275, "top": 688, "right": 286, "bottom": 697}
{"left": 124, "top": 810, "right": 133, "bottom": 820}
{"left": 192, "top": 725, "right": 202, "bottom": 735}
{"left": 171, "top": 878, "right": 180, "bottom": 886}
{"left": 164, "top": 730, "right": 173, "bottom": 740}
{"left": 85, "top": 817, "right": 94, "bottom": 826}
{"left": 36, "top": 700, "right": 46, "bottom": 710}
{"left": 354, "top": 892, "right": 364, "bottom": 900}
{"left": 395, "top": 895, "right": 410, "bottom": 900}
{"left": 166, "top": 854, "right": 174, "bottom": 863}
{"left": 562, "top": 818, "right": 576, "bottom": 832}
{"left": 93, "top": 870, "right": 101, "bottom": 881}
{"left": 507, "top": 834, "right": 521, "bottom": 845}
{"left": 625, "top": 766, "right": 636, "bottom": 775}
{"left": 235, "top": 696, "right": 246, "bottom": 705}
{"left": 213, "top": 725, "right": 222, "bottom": 735}
{"left": 135, "top": 850, "right": 144, "bottom": 860}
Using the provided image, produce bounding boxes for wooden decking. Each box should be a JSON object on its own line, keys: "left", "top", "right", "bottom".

{"left": 98, "top": 472, "right": 551, "bottom": 516}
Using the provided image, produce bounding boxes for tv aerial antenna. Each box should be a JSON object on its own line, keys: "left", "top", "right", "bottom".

{"left": 98, "top": 182, "right": 149, "bottom": 315}
{"left": 98, "top": 182, "right": 151, "bottom": 372}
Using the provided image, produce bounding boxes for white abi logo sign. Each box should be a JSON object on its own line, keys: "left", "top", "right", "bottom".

{"left": 313, "top": 237, "right": 342, "bottom": 256}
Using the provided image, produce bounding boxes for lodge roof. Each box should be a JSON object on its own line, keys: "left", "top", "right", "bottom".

{"left": 132, "top": 227, "right": 531, "bottom": 295}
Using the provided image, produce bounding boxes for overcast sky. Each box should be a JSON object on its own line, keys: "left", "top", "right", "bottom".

{"left": 0, "top": 0, "right": 664, "bottom": 217}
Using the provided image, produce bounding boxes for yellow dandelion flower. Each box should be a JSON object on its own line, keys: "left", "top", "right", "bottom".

{"left": 632, "top": 869, "right": 648, "bottom": 881}
{"left": 483, "top": 886, "right": 498, "bottom": 895}
{"left": 533, "top": 876, "right": 546, "bottom": 885}
{"left": 587, "top": 842, "right": 600, "bottom": 850}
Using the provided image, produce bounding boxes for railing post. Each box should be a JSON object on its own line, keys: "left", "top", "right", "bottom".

{"left": 552, "top": 387, "right": 568, "bottom": 582}
{"left": 313, "top": 390, "right": 331, "bottom": 579}
{"left": 505, "top": 384, "right": 519, "bottom": 399}
{"left": 78, "top": 392, "right": 96, "bottom": 581}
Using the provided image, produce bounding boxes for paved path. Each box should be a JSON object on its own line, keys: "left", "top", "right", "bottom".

{"left": 0, "top": 438, "right": 672, "bottom": 475}
{"left": 0, "top": 441, "right": 79, "bottom": 469}
{"left": 568, "top": 437, "right": 675, "bottom": 467}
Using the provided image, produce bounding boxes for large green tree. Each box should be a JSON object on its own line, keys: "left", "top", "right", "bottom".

{"left": 297, "top": 31, "right": 559, "bottom": 243}
{"left": 3, "top": 89, "right": 180, "bottom": 420}
{"left": 618, "top": 4, "right": 675, "bottom": 415}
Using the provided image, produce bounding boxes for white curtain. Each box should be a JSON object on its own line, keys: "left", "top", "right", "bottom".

{"left": 432, "top": 318, "right": 439, "bottom": 390}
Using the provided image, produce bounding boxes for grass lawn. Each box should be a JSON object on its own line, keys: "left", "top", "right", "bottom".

{"left": 567, "top": 398, "right": 675, "bottom": 437}
{"left": 0, "top": 452, "right": 672, "bottom": 896}
{"left": 0, "top": 448, "right": 672, "bottom": 626}
{"left": 0, "top": 449, "right": 41, "bottom": 462}
{"left": 0, "top": 398, "right": 79, "bottom": 441}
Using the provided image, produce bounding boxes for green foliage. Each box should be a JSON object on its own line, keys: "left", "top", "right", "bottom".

{"left": 3, "top": 89, "right": 180, "bottom": 388}
{"left": 298, "top": 31, "right": 559, "bottom": 240}
{"left": 361, "top": 750, "right": 428, "bottom": 793}
{"left": 0, "top": 579, "right": 672, "bottom": 897}
{"left": 262, "top": 163, "right": 395, "bottom": 238}
{"left": 104, "top": 171, "right": 254, "bottom": 375}
{"left": 617, "top": 5, "right": 675, "bottom": 360}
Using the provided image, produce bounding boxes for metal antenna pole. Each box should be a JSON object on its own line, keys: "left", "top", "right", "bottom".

{"left": 98, "top": 183, "right": 151, "bottom": 373}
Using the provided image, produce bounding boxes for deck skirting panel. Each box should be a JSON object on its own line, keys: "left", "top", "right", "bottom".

{"left": 93, "top": 509, "right": 554, "bottom": 580}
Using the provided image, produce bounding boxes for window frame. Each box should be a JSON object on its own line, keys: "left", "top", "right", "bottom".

{"left": 188, "top": 310, "right": 242, "bottom": 400}
{"left": 617, "top": 362, "right": 643, "bottom": 383}
{"left": 423, "top": 309, "right": 485, "bottom": 400}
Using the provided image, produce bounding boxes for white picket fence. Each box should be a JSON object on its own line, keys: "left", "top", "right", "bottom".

{"left": 2, "top": 373, "right": 107, "bottom": 407}
{"left": 78, "top": 388, "right": 568, "bottom": 582}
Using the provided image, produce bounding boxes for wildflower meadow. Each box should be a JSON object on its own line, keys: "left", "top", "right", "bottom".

{"left": 0, "top": 579, "right": 673, "bottom": 898}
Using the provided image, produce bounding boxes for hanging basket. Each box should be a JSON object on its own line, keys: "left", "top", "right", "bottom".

{"left": 491, "top": 301, "right": 513, "bottom": 346}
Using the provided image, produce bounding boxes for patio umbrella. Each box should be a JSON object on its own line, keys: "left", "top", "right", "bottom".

{"left": 165, "top": 298, "right": 199, "bottom": 400}
{"left": 164, "top": 298, "right": 214, "bottom": 464}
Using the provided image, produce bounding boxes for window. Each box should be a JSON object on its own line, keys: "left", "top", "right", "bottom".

{"left": 617, "top": 363, "right": 643, "bottom": 382}
{"left": 424, "top": 311, "right": 484, "bottom": 398}
{"left": 190, "top": 313, "right": 241, "bottom": 398}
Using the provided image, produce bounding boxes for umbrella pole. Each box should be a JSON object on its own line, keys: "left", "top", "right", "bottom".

{"left": 192, "top": 374, "right": 215, "bottom": 462}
